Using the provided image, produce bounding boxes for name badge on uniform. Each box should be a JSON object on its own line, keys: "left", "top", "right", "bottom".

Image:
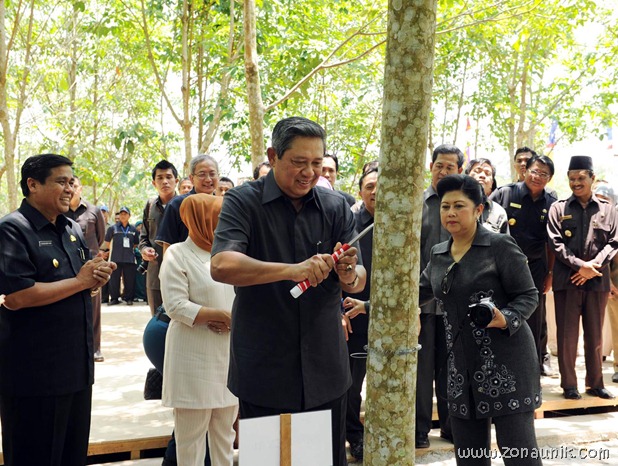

{"left": 39, "top": 240, "right": 53, "bottom": 247}
{"left": 123, "top": 237, "right": 131, "bottom": 248}
{"left": 560, "top": 215, "right": 572, "bottom": 221}
{"left": 509, "top": 202, "right": 522, "bottom": 209}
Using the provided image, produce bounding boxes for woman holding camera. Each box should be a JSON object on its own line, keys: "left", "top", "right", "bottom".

{"left": 420, "top": 174, "right": 542, "bottom": 465}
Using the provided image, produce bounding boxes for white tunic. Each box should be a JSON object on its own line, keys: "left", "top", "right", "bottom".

{"left": 160, "top": 237, "right": 237, "bottom": 409}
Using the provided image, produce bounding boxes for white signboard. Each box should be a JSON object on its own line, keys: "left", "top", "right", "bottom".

{"left": 239, "top": 410, "right": 333, "bottom": 466}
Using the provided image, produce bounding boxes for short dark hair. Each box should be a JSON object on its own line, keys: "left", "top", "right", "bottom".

{"left": 152, "top": 160, "right": 179, "bottom": 180}
{"left": 432, "top": 144, "right": 464, "bottom": 168}
{"left": 514, "top": 146, "right": 537, "bottom": 161}
{"left": 20, "top": 153, "right": 73, "bottom": 197}
{"left": 324, "top": 154, "right": 339, "bottom": 172}
{"left": 359, "top": 167, "right": 378, "bottom": 191}
{"left": 465, "top": 158, "right": 497, "bottom": 193}
{"left": 526, "top": 154, "right": 555, "bottom": 177}
{"left": 362, "top": 160, "right": 379, "bottom": 174}
{"left": 271, "top": 117, "right": 326, "bottom": 159}
{"left": 219, "top": 176, "right": 234, "bottom": 186}
{"left": 436, "top": 174, "right": 484, "bottom": 207}
{"left": 253, "top": 161, "right": 271, "bottom": 180}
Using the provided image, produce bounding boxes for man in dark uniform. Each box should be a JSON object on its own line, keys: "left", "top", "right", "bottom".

{"left": 341, "top": 165, "right": 377, "bottom": 461}
{"left": 547, "top": 155, "right": 618, "bottom": 400}
{"left": 0, "top": 154, "right": 115, "bottom": 466}
{"left": 103, "top": 206, "right": 139, "bottom": 305}
{"left": 139, "top": 160, "right": 179, "bottom": 315}
{"left": 417, "top": 144, "right": 463, "bottom": 448}
{"left": 67, "top": 175, "right": 107, "bottom": 362}
{"left": 211, "top": 117, "right": 366, "bottom": 466}
{"left": 490, "top": 154, "right": 557, "bottom": 376}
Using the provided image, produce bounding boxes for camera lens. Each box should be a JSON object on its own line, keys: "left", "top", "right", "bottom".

{"left": 468, "top": 302, "right": 495, "bottom": 328}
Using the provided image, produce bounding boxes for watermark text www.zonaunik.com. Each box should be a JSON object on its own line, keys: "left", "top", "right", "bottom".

{"left": 457, "top": 446, "right": 611, "bottom": 461}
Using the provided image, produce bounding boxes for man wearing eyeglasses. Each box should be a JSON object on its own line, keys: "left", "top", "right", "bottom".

{"left": 156, "top": 154, "right": 219, "bottom": 255}
{"left": 490, "top": 154, "right": 557, "bottom": 377}
{"left": 416, "top": 144, "right": 464, "bottom": 449}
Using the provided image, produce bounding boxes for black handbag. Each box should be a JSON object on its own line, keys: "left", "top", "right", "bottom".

{"left": 144, "top": 367, "right": 163, "bottom": 400}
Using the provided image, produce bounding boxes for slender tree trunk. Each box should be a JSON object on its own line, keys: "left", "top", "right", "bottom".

{"left": 243, "top": 0, "right": 265, "bottom": 170}
{"left": 181, "top": 0, "right": 193, "bottom": 173}
{"left": 365, "top": 0, "right": 437, "bottom": 464}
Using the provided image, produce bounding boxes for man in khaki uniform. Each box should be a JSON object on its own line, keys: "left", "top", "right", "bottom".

{"left": 547, "top": 156, "right": 618, "bottom": 400}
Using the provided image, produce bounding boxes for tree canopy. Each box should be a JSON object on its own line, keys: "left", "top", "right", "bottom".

{"left": 1, "top": 0, "right": 616, "bottom": 214}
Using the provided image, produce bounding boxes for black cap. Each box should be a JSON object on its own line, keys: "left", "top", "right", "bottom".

{"left": 568, "top": 156, "right": 593, "bottom": 171}
{"left": 118, "top": 206, "right": 131, "bottom": 215}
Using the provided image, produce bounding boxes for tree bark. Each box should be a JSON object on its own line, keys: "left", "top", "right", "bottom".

{"left": 364, "top": 0, "right": 437, "bottom": 464}
{"left": 243, "top": 0, "right": 265, "bottom": 171}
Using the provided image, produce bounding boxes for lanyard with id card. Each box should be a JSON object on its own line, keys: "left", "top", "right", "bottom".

{"left": 121, "top": 225, "right": 131, "bottom": 248}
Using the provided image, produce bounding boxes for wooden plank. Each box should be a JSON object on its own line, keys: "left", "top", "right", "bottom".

{"left": 280, "top": 413, "right": 292, "bottom": 466}
{"left": 87, "top": 435, "right": 171, "bottom": 456}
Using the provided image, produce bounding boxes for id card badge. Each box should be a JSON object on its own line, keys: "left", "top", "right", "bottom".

{"left": 123, "top": 237, "right": 131, "bottom": 248}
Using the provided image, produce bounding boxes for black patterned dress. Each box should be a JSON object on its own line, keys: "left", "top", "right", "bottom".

{"left": 419, "top": 226, "right": 541, "bottom": 420}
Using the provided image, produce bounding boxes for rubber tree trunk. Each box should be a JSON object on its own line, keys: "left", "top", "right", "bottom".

{"left": 364, "top": 0, "right": 438, "bottom": 464}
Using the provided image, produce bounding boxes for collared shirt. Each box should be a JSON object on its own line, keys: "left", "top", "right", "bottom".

{"left": 490, "top": 181, "right": 557, "bottom": 261}
{"left": 105, "top": 222, "right": 139, "bottom": 264}
{"left": 155, "top": 189, "right": 195, "bottom": 247}
{"left": 139, "top": 195, "right": 174, "bottom": 290}
{"left": 547, "top": 194, "right": 618, "bottom": 292}
{"left": 420, "top": 185, "right": 451, "bottom": 315}
{"left": 344, "top": 204, "right": 373, "bottom": 337}
{"left": 481, "top": 199, "right": 509, "bottom": 234}
{"left": 211, "top": 171, "right": 357, "bottom": 410}
{"left": 0, "top": 200, "right": 93, "bottom": 396}
{"left": 66, "top": 198, "right": 106, "bottom": 256}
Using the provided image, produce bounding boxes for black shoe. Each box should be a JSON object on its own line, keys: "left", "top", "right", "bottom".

{"left": 415, "top": 432, "right": 430, "bottom": 449}
{"left": 161, "top": 459, "right": 177, "bottom": 466}
{"left": 586, "top": 387, "right": 615, "bottom": 399}
{"left": 563, "top": 388, "right": 581, "bottom": 400}
{"left": 613, "top": 372, "right": 618, "bottom": 383}
{"left": 349, "top": 439, "right": 363, "bottom": 460}
{"left": 108, "top": 300, "right": 120, "bottom": 306}
{"left": 126, "top": 300, "right": 134, "bottom": 306}
{"left": 440, "top": 430, "right": 453, "bottom": 443}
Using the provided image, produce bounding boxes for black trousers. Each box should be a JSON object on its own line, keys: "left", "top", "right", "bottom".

{"left": 345, "top": 349, "right": 367, "bottom": 444}
{"left": 240, "top": 393, "right": 348, "bottom": 466}
{"left": 416, "top": 313, "right": 450, "bottom": 436}
{"left": 451, "top": 410, "right": 541, "bottom": 466}
{"left": 0, "top": 386, "right": 92, "bottom": 466}
{"left": 527, "top": 260, "right": 549, "bottom": 368}
{"left": 109, "top": 262, "right": 136, "bottom": 301}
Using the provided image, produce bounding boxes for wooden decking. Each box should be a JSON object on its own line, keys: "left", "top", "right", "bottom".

{"left": 1, "top": 303, "right": 617, "bottom": 464}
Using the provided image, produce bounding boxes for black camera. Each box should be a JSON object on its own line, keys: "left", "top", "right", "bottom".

{"left": 136, "top": 262, "right": 148, "bottom": 275}
{"left": 468, "top": 297, "right": 496, "bottom": 328}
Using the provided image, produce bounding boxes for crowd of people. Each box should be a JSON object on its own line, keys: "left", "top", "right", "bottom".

{"left": 0, "top": 117, "right": 617, "bottom": 466}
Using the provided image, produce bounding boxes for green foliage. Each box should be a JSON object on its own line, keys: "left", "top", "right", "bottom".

{"left": 2, "top": 0, "right": 618, "bottom": 206}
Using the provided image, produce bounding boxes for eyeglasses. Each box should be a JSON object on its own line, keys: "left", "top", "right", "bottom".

{"left": 193, "top": 171, "right": 218, "bottom": 180}
{"left": 441, "top": 262, "right": 458, "bottom": 295}
{"left": 528, "top": 169, "right": 550, "bottom": 180}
